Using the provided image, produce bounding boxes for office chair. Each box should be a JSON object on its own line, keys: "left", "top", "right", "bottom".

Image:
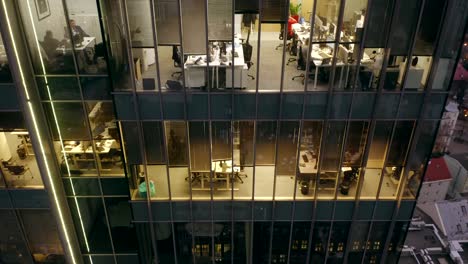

{"left": 275, "top": 22, "right": 295, "bottom": 50}
{"left": 292, "top": 46, "right": 317, "bottom": 85}
{"left": 286, "top": 33, "right": 299, "bottom": 66}
{"left": 171, "top": 46, "right": 183, "bottom": 79}
{"left": 242, "top": 29, "right": 255, "bottom": 80}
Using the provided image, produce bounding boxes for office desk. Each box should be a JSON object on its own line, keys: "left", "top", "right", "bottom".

{"left": 63, "top": 140, "right": 117, "bottom": 171}
{"left": 190, "top": 160, "right": 242, "bottom": 191}
{"left": 56, "top": 37, "right": 96, "bottom": 52}
{"left": 184, "top": 38, "right": 247, "bottom": 89}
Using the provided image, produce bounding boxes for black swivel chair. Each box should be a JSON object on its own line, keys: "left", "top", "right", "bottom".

{"left": 292, "top": 46, "right": 317, "bottom": 85}
{"left": 171, "top": 46, "right": 183, "bottom": 79}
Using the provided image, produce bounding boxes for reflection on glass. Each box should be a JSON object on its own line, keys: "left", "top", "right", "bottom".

{"left": 271, "top": 222, "right": 290, "bottom": 263}
{"left": 252, "top": 222, "right": 271, "bottom": 263}
{"left": 189, "top": 122, "right": 212, "bottom": 200}
{"left": 165, "top": 121, "right": 188, "bottom": 166}
{"left": 154, "top": 222, "right": 176, "bottom": 264}
{"left": 290, "top": 222, "right": 311, "bottom": 263}
{"left": 340, "top": 0, "right": 368, "bottom": 43}
{"left": 402, "top": 121, "right": 438, "bottom": 199}
{"left": 20, "top": 210, "right": 65, "bottom": 262}
{"left": 68, "top": 198, "right": 113, "bottom": 253}
{"left": 389, "top": 0, "right": 421, "bottom": 55}
{"left": 0, "top": 35, "right": 13, "bottom": 83}
{"left": 361, "top": 121, "right": 392, "bottom": 199}
{"left": 310, "top": 222, "right": 330, "bottom": 263}
{"left": 347, "top": 222, "right": 370, "bottom": 263}
{"left": 379, "top": 121, "right": 414, "bottom": 199}
{"left": 362, "top": 222, "right": 390, "bottom": 263}
{"left": 65, "top": 0, "right": 108, "bottom": 74}
{"left": 318, "top": 122, "right": 345, "bottom": 199}
{"left": 275, "top": 121, "right": 299, "bottom": 200}
{"left": 314, "top": 0, "right": 341, "bottom": 42}
{"left": 234, "top": 121, "right": 254, "bottom": 200}
{"left": 386, "top": 221, "right": 409, "bottom": 264}
{"left": 0, "top": 131, "right": 43, "bottom": 188}
{"left": 18, "top": 0, "right": 75, "bottom": 74}
{"left": 296, "top": 121, "right": 323, "bottom": 200}
{"left": 0, "top": 211, "right": 34, "bottom": 263}
{"left": 105, "top": 198, "right": 138, "bottom": 252}
{"left": 338, "top": 121, "right": 369, "bottom": 199}
{"left": 258, "top": 23, "right": 283, "bottom": 91}
{"left": 327, "top": 221, "right": 350, "bottom": 263}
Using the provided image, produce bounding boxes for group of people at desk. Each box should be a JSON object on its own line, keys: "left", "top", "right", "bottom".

{"left": 290, "top": 20, "right": 362, "bottom": 88}
{"left": 183, "top": 35, "right": 249, "bottom": 89}
{"left": 40, "top": 20, "right": 103, "bottom": 73}
{"left": 298, "top": 148, "right": 361, "bottom": 196}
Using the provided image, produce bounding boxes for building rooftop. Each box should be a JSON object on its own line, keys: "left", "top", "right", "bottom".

{"left": 424, "top": 157, "right": 452, "bottom": 182}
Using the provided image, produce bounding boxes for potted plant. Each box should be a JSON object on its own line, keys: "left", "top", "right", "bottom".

{"left": 289, "top": 2, "right": 301, "bottom": 22}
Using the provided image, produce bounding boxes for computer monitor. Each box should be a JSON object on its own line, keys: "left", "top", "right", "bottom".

{"left": 329, "top": 23, "right": 336, "bottom": 36}
{"left": 338, "top": 45, "right": 349, "bottom": 63}
{"left": 314, "top": 15, "right": 323, "bottom": 28}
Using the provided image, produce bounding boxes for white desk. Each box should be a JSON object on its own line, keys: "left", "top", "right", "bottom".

{"left": 184, "top": 37, "right": 247, "bottom": 89}
{"left": 63, "top": 140, "right": 117, "bottom": 171}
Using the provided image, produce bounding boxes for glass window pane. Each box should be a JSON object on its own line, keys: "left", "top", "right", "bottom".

{"left": 43, "top": 102, "right": 89, "bottom": 141}
{"left": 275, "top": 121, "right": 299, "bottom": 200}
{"left": 364, "top": 0, "right": 393, "bottom": 47}
{"left": 208, "top": 0, "right": 233, "bottom": 41}
{"left": 389, "top": 0, "right": 421, "bottom": 55}
{"left": 142, "top": 122, "right": 165, "bottom": 164}
{"left": 347, "top": 222, "right": 370, "bottom": 263}
{"left": 17, "top": 0, "right": 76, "bottom": 74}
{"left": 258, "top": 23, "right": 283, "bottom": 91}
{"left": 310, "top": 222, "right": 330, "bottom": 263}
{"left": 182, "top": 0, "right": 207, "bottom": 54}
{"left": 68, "top": 198, "right": 113, "bottom": 253}
{"left": 256, "top": 121, "right": 277, "bottom": 165}
{"left": 314, "top": 0, "right": 341, "bottom": 42}
{"left": 165, "top": 121, "right": 188, "bottom": 166}
{"left": 65, "top": 0, "right": 108, "bottom": 74}
{"left": 296, "top": 121, "right": 323, "bottom": 200}
{"left": 361, "top": 121, "right": 392, "bottom": 200}
{"left": 0, "top": 210, "right": 33, "bottom": 263}
{"left": 340, "top": 0, "right": 368, "bottom": 43}
{"left": 36, "top": 77, "right": 80, "bottom": 100}
{"left": 105, "top": 198, "right": 138, "bottom": 253}
{"left": 327, "top": 222, "right": 351, "bottom": 263}
{"left": 0, "top": 35, "right": 13, "bottom": 83}
{"left": 121, "top": 122, "right": 142, "bottom": 165}
{"left": 0, "top": 131, "right": 44, "bottom": 188}
{"left": 318, "top": 121, "right": 346, "bottom": 199}
{"left": 338, "top": 121, "right": 369, "bottom": 199}
{"left": 155, "top": 0, "right": 181, "bottom": 45}
{"left": 379, "top": 121, "right": 415, "bottom": 199}
{"left": 234, "top": 121, "right": 254, "bottom": 200}
{"left": 363, "top": 222, "right": 390, "bottom": 263}
{"left": 81, "top": 77, "right": 112, "bottom": 100}
{"left": 127, "top": 0, "right": 154, "bottom": 47}
{"left": 413, "top": 0, "right": 446, "bottom": 55}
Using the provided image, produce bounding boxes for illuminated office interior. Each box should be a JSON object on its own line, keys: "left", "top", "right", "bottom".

{"left": 0, "top": 0, "right": 467, "bottom": 263}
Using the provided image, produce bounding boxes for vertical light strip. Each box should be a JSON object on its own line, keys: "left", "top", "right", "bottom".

{"left": 2, "top": 0, "right": 93, "bottom": 263}
{"left": 21, "top": 0, "right": 94, "bottom": 262}
{"left": 0, "top": 1, "right": 77, "bottom": 264}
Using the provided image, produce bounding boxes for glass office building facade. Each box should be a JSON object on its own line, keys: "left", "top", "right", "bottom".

{"left": 0, "top": 0, "right": 467, "bottom": 263}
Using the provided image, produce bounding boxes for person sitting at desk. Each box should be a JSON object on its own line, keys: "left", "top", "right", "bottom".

{"left": 65, "top": 19, "right": 90, "bottom": 39}
{"left": 42, "top": 30, "right": 63, "bottom": 58}
{"left": 287, "top": 15, "right": 298, "bottom": 39}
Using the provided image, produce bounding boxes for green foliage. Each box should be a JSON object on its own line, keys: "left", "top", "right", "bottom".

{"left": 289, "top": 2, "right": 302, "bottom": 16}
